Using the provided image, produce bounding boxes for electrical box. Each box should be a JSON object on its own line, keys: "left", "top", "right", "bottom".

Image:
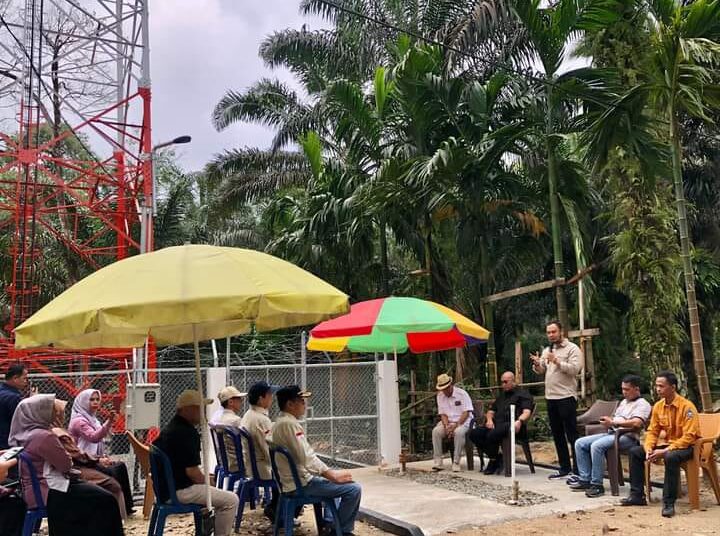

{"left": 127, "top": 383, "right": 161, "bottom": 429}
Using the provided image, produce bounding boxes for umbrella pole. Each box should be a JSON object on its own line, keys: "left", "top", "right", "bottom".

{"left": 193, "top": 325, "right": 212, "bottom": 510}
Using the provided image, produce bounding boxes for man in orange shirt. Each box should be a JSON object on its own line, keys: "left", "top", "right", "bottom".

{"left": 620, "top": 371, "right": 700, "bottom": 517}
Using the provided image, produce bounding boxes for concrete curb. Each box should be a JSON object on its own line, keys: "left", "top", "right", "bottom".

{"left": 358, "top": 507, "right": 425, "bottom": 536}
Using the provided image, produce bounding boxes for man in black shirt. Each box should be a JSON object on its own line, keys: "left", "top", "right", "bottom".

{"left": 0, "top": 364, "right": 29, "bottom": 449}
{"left": 153, "top": 390, "right": 239, "bottom": 536}
{"left": 469, "top": 371, "right": 533, "bottom": 475}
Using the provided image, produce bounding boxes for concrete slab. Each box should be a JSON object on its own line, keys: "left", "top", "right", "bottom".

{"left": 352, "top": 457, "right": 621, "bottom": 535}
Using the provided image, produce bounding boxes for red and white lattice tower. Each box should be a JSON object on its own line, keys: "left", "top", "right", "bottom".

{"left": 0, "top": 0, "right": 156, "bottom": 421}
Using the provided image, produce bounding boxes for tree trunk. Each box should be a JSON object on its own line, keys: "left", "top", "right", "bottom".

{"left": 481, "top": 300, "right": 497, "bottom": 386}
{"left": 669, "top": 109, "right": 712, "bottom": 411}
{"left": 546, "top": 92, "right": 569, "bottom": 330}
{"left": 379, "top": 216, "right": 389, "bottom": 296}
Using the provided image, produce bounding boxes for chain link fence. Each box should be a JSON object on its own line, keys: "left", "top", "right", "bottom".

{"left": 29, "top": 334, "right": 380, "bottom": 495}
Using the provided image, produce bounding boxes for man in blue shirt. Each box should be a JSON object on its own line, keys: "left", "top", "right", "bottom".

{"left": 0, "top": 364, "right": 28, "bottom": 449}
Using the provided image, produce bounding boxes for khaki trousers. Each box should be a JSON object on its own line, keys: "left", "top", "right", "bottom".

{"left": 176, "top": 484, "right": 239, "bottom": 536}
{"left": 432, "top": 422, "right": 468, "bottom": 464}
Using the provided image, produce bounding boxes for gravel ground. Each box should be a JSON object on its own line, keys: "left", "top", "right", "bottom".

{"left": 385, "top": 468, "right": 556, "bottom": 506}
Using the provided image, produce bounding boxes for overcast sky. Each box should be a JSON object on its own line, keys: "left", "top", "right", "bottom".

{"left": 150, "top": 0, "right": 317, "bottom": 172}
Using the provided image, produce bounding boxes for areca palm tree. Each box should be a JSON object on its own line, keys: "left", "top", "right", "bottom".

{"left": 642, "top": 0, "right": 720, "bottom": 410}
{"left": 510, "top": 0, "right": 621, "bottom": 328}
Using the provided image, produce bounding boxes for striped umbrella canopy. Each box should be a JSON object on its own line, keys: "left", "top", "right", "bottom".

{"left": 307, "top": 297, "right": 489, "bottom": 354}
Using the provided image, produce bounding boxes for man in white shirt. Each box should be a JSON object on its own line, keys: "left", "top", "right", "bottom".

{"left": 432, "top": 373, "right": 473, "bottom": 472}
{"left": 215, "top": 386, "right": 246, "bottom": 472}
{"left": 570, "top": 375, "right": 652, "bottom": 497}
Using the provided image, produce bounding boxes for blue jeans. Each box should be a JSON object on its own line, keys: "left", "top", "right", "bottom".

{"left": 302, "top": 476, "right": 362, "bottom": 533}
{"left": 575, "top": 432, "right": 637, "bottom": 486}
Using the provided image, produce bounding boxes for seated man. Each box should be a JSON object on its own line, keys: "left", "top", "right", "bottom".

{"left": 241, "top": 381, "right": 278, "bottom": 519}
{"left": 620, "top": 371, "right": 700, "bottom": 518}
{"left": 432, "top": 373, "right": 473, "bottom": 472}
{"left": 153, "top": 390, "right": 239, "bottom": 536}
{"left": 570, "top": 374, "right": 651, "bottom": 497}
{"left": 469, "top": 371, "right": 533, "bottom": 475}
{"left": 272, "top": 386, "right": 362, "bottom": 536}
{"left": 215, "top": 386, "right": 247, "bottom": 472}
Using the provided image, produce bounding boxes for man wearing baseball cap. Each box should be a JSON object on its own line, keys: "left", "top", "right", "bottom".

{"left": 432, "top": 373, "right": 473, "bottom": 472}
{"left": 153, "top": 389, "right": 239, "bottom": 536}
{"left": 241, "top": 381, "right": 279, "bottom": 519}
{"left": 273, "top": 385, "right": 362, "bottom": 535}
{"left": 215, "top": 386, "right": 247, "bottom": 472}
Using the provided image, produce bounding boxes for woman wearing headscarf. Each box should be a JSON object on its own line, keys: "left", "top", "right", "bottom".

{"left": 9, "top": 394, "right": 124, "bottom": 535}
{"left": 68, "top": 388, "right": 134, "bottom": 515}
{"left": 52, "top": 399, "right": 127, "bottom": 519}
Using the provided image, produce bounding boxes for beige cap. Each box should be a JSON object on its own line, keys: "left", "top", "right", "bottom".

{"left": 436, "top": 373, "right": 453, "bottom": 390}
{"left": 176, "top": 389, "right": 213, "bottom": 409}
{"left": 217, "top": 386, "right": 247, "bottom": 403}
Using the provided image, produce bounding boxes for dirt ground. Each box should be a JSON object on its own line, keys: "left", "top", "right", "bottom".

{"left": 456, "top": 504, "right": 720, "bottom": 536}
{"left": 124, "top": 503, "right": 385, "bottom": 536}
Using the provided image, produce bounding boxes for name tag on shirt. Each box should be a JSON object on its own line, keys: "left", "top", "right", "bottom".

{"left": 454, "top": 400, "right": 461, "bottom": 406}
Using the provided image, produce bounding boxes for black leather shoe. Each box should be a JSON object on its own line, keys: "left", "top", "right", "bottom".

{"left": 661, "top": 503, "right": 675, "bottom": 517}
{"left": 483, "top": 459, "right": 499, "bottom": 475}
{"left": 620, "top": 496, "right": 647, "bottom": 506}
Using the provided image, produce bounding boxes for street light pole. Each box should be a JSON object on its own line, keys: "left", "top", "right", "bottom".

{"left": 139, "top": 135, "right": 192, "bottom": 253}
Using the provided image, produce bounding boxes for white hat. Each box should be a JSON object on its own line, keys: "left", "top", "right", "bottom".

{"left": 217, "top": 386, "right": 247, "bottom": 403}
{"left": 176, "top": 389, "right": 213, "bottom": 409}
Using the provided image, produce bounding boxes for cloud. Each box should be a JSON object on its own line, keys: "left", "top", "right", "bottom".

{"left": 150, "top": 0, "right": 315, "bottom": 171}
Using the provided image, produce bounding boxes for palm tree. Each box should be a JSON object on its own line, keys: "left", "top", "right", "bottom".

{"left": 510, "top": 0, "right": 621, "bottom": 329}
{"left": 640, "top": 0, "right": 720, "bottom": 410}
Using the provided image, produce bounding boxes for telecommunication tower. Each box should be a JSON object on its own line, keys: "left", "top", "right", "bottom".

{"left": 0, "top": 0, "right": 156, "bottom": 418}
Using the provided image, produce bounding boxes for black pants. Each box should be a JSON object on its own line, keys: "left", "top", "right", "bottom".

{"left": 628, "top": 445, "right": 693, "bottom": 504}
{"left": 469, "top": 422, "right": 510, "bottom": 459}
{"left": 97, "top": 461, "right": 134, "bottom": 513}
{"left": 547, "top": 396, "right": 578, "bottom": 474}
{"left": 0, "top": 494, "right": 25, "bottom": 536}
{"left": 47, "top": 481, "right": 124, "bottom": 536}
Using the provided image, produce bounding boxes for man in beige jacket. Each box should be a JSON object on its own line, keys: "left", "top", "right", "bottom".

{"left": 530, "top": 320, "right": 584, "bottom": 479}
{"left": 272, "top": 385, "right": 362, "bottom": 535}
{"left": 240, "top": 381, "right": 278, "bottom": 519}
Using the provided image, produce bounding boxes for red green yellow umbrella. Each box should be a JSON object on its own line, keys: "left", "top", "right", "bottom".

{"left": 307, "top": 297, "right": 489, "bottom": 354}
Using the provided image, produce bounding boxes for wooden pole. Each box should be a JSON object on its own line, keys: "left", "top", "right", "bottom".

{"left": 514, "top": 340, "right": 523, "bottom": 384}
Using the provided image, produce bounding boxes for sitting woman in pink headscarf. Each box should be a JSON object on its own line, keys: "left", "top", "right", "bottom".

{"left": 52, "top": 399, "right": 127, "bottom": 520}
{"left": 68, "top": 389, "right": 134, "bottom": 515}
{"left": 9, "top": 394, "right": 123, "bottom": 535}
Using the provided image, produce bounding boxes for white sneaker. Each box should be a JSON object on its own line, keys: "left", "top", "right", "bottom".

{"left": 432, "top": 458, "right": 444, "bottom": 471}
{"left": 452, "top": 463, "right": 461, "bottom": 472}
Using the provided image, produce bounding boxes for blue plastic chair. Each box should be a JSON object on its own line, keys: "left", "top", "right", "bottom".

{"left": 210, "top": 424, "right": 246, "bottom": 491}
{"left": 269, "top": 445, "right": 342, "bottom": 536}
{"left": 216, "top": 425, "right": 277, "bottom": 530}
{"left": 208, "top": 423, "right": 228, "bottom": 488}
{"left": 147, "top": 445, "right": 203, "bottom": 536}
{"left": 237, "top": 427, "right": 277, "bottom": 507}
{"left": 18, "top": 452, "right": 47, "bottom": 536}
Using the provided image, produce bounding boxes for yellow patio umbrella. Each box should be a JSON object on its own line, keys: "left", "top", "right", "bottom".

{"left": 14, "top": 244, "right": 350, "bottom": 510}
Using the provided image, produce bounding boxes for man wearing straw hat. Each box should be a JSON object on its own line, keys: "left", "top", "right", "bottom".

{"left": 153, "top": 389, "right": 239, "bottom": 536}
{"left": 432, "top": 373, "right": 473, "bottom": 472}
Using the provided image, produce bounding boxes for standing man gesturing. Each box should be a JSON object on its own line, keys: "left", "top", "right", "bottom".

{"left": 530, "top": 321, "right": 583, "bottom": 479}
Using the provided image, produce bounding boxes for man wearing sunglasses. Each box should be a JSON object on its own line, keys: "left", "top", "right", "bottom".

{"left": 468, "top": 371, "right": 533, "bottom": 475}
